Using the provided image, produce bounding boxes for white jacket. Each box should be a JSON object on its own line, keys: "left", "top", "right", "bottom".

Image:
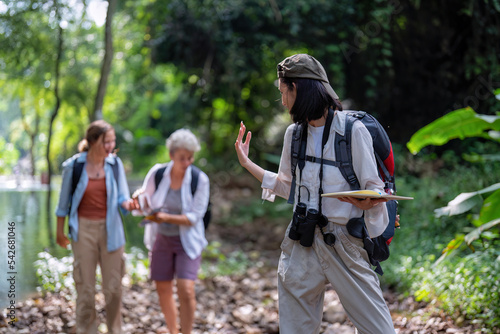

{"left": 261, "top": 110, "right": 389, "bottom": 238}
{"left": 142, "top": 162, "right": 209, "bottom": 259}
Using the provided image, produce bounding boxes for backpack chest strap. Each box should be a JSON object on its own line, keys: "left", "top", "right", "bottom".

{"left": 305, "top": 155, "right": 341, "bottom": 167}
{"left": 287, "top": 109, "right": 335, "bottom": 204}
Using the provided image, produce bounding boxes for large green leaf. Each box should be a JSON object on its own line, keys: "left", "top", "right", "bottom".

{"left": 476, "top": 189, "right": 500, "bottom": 225}
{"left": 407, "top": 107, "right": 500, "bottom": 154}
{"left": 464, "top": 218, "right": 500, "bottom": 246}
{"left": 435, "top": 218, "right": 500, "bottom": 265}
{"left": 434, "top": 183, "right": 500, "bottom": 218}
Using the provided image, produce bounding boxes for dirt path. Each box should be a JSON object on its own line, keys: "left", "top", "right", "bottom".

{"left": 1, "top": 222, "right": 482, "bottom": 334}
{"left": 0, "top": 267, "right": 480, "bottom": 334}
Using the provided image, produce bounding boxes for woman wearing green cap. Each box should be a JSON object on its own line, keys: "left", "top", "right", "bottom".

{"left": 235, "top": 54, "right": 395, "bottom": 333}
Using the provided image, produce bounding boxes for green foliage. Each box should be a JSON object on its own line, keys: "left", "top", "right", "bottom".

{"left": 2, "top": 0, "right": 500, "bottom": 177}
{"left": 464, "top": 219, "right": 500, "bottom": 248}
{"left": 34, "top": 247, "right": 151, "bottom": 294}
{"left": 124, "top": 247, "right": 150, "bottom": 284}
{"left": 0, "top": 136, "right": 20, "bottom": 173}
{"left": 34, "top": 251, "right": 75, "bottom": 295}
{"left": 0, "top": 0, "right": 118, "bottom": 173}
{"left": 407, "top": 107, "right": 500, "bottom": 155}
{"left": 34, "top": 244, "right": 253, "bottom": 292}
{"left": 220, "top": 196, "right": 290, "bottom": 226}
{"left": 200, "top": 241, "right": 251, "bottom": 279}
{"left": 477, "top": 189, "right": 500, "bottom": 225}
{"left": 414, "top": 249, "right": 500, "bottom": 331}
{"left": 383, "top": 158, "right": 500, "bottom": 330}
{"left": 125, "top": 0, "right": 358, "bottom": 166}
{"left": 434, "top": 183, "right": 500, "bottom": 218}
{"left": 407, "top": 105, "right": 500, "bottom": 259}
{"left": 387, "top": 99, "right": 500, "bottom": 330}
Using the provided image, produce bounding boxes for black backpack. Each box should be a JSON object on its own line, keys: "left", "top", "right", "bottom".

{"left": 289, "top": 110, "right": 398, "bottom": 275}
{"left": 154, "top": 165, "right": 212, "bottom": 229}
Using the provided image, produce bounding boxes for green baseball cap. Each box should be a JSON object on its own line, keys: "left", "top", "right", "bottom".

{"left": 277, "top": 54, "right": 339, "bottom": 100}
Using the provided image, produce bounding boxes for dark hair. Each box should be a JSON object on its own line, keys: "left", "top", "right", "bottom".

{"left": 78, "top": 120, "right": 114, "bottom": 152}
{"left": 281, "top": 77, "right": 342, "bottom": 124}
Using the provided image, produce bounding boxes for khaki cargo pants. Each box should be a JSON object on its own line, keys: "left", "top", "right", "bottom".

{"left": 72, "top": 217, "right": 125, "bottom": 334}
{"left": 277, "top": 223, "right": 395, "bottom": 334}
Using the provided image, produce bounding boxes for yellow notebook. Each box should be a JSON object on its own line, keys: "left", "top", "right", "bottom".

{"left": 322, "top": 190, "right": 414, "bottom": 200}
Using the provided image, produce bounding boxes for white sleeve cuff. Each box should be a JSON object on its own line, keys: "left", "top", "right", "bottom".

{"left": 185, "top": 212, "right": 198, "bottom": 226}
{"left": 261, "top": 170, "right": 278, "bottom": 202}
{"left": 364, "top": 203, "right": 389, "bottom": 238}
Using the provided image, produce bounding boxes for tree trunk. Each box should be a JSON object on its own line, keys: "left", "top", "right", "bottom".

{"left": 92, "top": 0, "right": 117, "bottom": 121}
{"left": 29, "top": 134, "right": 35, "bottom": 178}
{"left": 46, "top": 4, "right": 64, "bottom": 245}
{"left": 20, "top": 105, "right": 40, "bottom": 178}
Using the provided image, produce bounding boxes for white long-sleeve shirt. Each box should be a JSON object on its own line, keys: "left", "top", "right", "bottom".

{"left": 261, "top": 110, "right": 389, "bottom": 238}
{"left": 141, "top": 162, "right": 209, "bottom": 259}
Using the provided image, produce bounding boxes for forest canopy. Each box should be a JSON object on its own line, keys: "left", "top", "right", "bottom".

{"left": 0, "top": 0, "right": 499, "bottom": 175}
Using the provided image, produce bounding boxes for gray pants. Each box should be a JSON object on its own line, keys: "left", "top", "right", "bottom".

{"left": 277, "top": 223, "right": 395, "bottom": 334}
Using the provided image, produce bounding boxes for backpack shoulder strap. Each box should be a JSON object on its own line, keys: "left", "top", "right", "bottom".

{"left": 335, "top": 114, "right": 361, "bottom": 190}
{"left": 72, "top": 155, "right": 121, "bottom": 196}
{"left": 290, "top": 124, "right": 303, "bottom": 179}
{"left": 288, "top": 123, "right": 307, "bottom": 204}
{"left": 71, "top": 158, "right": 85, "bottom": 196}
{"left": 109, "top": 157, "right": 119, "bottom": 185}
{"left": 154, "top": 164, "right": 201, "bottom": 196}
{"left": 154, "top": 166, "right": 167, "bottom": 190}
{"left": 190, "top": 165, "right": 201, "bottom": 196}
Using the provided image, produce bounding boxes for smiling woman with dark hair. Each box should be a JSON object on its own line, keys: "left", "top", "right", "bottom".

{"left": 55, "top": 120, "right": 135, "bottom": 334}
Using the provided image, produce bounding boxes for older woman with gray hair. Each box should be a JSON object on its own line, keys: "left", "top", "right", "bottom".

{"left": 136, "top": 128, "right": 209, "bottom": 334}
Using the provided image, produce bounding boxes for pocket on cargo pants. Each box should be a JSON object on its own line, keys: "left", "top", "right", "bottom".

{"left": 73, "top": 259, "right": 97, "bottom": 332}
{"left": 278, "top": 224, "right": 310, "bottom": 285}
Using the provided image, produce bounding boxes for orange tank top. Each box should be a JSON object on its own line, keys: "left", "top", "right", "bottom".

{"left": 78, "top": 178, "right": 107, "bottom": 219}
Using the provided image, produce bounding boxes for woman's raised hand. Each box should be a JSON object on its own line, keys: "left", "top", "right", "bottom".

{"left": 234, "top": 121, "right": 265, "bottom": 182}
{"left": 235, "top": 121, "right": 252, "bottom": 167}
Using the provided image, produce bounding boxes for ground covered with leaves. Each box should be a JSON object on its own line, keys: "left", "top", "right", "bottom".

{"left": 0, "top": 274, "right": 483, "bottom": 334}
{"left": 1, "top": 221, "right": 484, "bottom": 334}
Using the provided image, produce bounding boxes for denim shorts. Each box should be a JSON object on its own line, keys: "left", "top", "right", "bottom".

{"left": 150, "top": 234, "right": 201, "bottom": 281}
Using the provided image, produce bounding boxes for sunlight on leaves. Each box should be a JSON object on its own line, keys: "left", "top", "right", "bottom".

{"left": 476, "top": 189, "right": 500, "bottom": 225}
{"left": 434, "top": 183, "right": 500, "bottom": 218}
{"left": 464, "top": 219, "right": 500, "bottom": 246}
{"left": 462, "top": 153, "right": 500, "bottom": 162}
{"left": 407, "top": 107, "right": 500, "bottom": 154}
{"left": 435, "top": 234, "right": 465, "bottom": 266}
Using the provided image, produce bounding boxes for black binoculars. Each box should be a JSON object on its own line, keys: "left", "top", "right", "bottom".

{"left": 289, "top": 202, "right": 328, "bottom": 247}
